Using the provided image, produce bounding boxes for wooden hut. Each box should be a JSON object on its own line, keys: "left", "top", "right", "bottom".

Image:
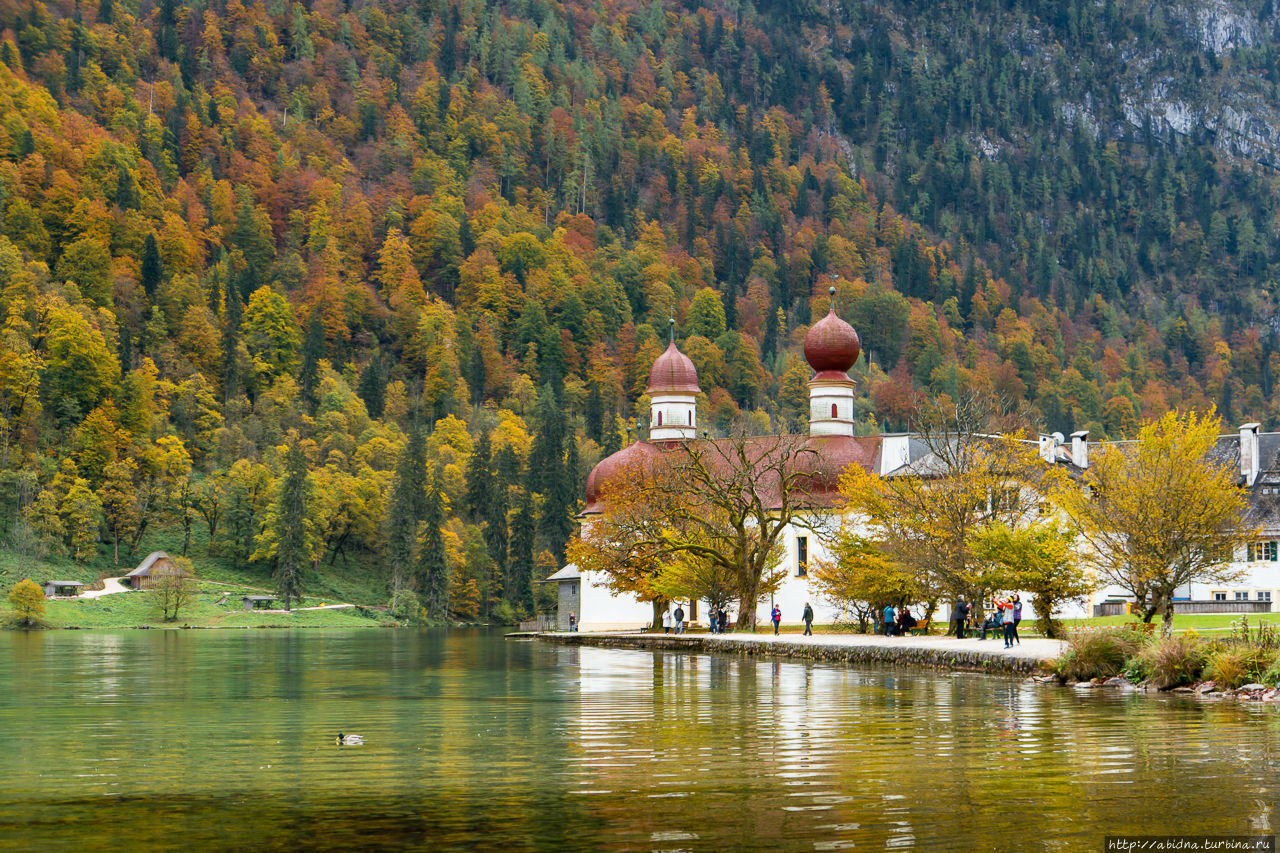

{"left": 43, "top": 580, "right": 84, "bottom": 598}
{"left": 124, "top": 552, "right": 186, "bottom": 589}
{"left": 241, "top": 595, "right": 276, "bottom": 611}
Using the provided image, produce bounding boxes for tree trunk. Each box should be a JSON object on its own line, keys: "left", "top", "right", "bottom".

{"left": 1161, "top": 596, "right": 1175, "bottom": 637}
{"left": 650, "top": 597, "right": 668, "bottom": 631}
{"left": 735, "top": 591, "right": 757, "bottom": 630}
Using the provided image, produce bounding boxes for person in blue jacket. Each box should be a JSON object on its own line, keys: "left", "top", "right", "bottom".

{"left": 883, "top": 603, "right": 896, "bottom": 636}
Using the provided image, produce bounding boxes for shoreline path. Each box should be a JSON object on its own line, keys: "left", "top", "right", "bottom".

{"left": 539, "top": 630, "right": 1067, "bottom": 673}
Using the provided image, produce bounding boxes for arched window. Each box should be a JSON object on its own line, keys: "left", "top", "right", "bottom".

{"left": 688, "top": 412, "right": 693, "bottom": 425}
{"left": 657, "top": 411, "right": 663, "bottom": 426}
{"left": 831, "top": 403, "right": 838, "bottom": 418}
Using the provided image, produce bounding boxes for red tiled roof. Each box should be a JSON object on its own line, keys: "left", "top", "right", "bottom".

{"left": 582, "top": 434, "right": 880, "bottom": 515}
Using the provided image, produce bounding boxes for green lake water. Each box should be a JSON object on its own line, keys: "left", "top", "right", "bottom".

{"left": 1, "top": 628, "right": 1279, "bottom": 851}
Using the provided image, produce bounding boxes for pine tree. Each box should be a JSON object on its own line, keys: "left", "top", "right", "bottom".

{"left": 483, "top": 475, "right": 509, "bottom": 578}
{"left": 273, "top": 443, "right": 310, "bottom": 610}
{"left": 415, "top": 475, "right": 449, "bottom": 619}
{"left": 222, "top": 271, "right": 242, "bottom": 402}
{"left": 585, "top": 381, "right": 604, "bottom": 442}
{"left": 357, "top": 356, "right": 385, "bottom": 418}
{"left": 508, "top": 491, "right": 536, "bottom": 611}
{"left": 385, "top": 427, "right": 427, "bottom": 595}
{"left": 465, "top": 428, "right": 492, "bottom": 521}
{"left": 467, "top": 343, "right": 486, "bottom": 406}
{"left": 528, "top": 386, "right": 564, "bottom": 495}
{"left": 140, "top": 233, "right": 163, "bottom": 302}
{"left": 299, "top": 311, "right": 324, "bottom": 414}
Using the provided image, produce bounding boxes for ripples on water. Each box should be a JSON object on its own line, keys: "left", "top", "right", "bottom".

{"left": 0, "top": 629, "right": 1278, "bottom": 851}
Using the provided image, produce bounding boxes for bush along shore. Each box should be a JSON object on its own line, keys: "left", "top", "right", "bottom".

{"left": 1046, "top": 617, "right": 1280, "bottom": 701}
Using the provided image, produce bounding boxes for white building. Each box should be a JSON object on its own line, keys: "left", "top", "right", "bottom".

{"left": 551, "top": 296, "right": 1280, "bottom": 630}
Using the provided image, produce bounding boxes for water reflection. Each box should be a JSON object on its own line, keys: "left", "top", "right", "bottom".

{"left": 0, "top": 630, "right": 1278, "bottom": 850}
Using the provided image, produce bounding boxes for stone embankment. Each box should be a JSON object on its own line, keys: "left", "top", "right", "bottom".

{"left": 538, "top": 631, "right": 1065, "bottom": 676}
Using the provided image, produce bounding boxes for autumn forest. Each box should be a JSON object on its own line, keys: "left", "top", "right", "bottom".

{"left": 1, "top": 0, "right": 1279, "bottom": 618}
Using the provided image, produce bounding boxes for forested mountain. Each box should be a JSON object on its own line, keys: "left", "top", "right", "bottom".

{"left": 0, "top": 0, "right": 1278, "bottom": 617}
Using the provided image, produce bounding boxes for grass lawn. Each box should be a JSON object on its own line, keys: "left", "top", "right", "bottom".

{"left": 1058, "top": 613, "right": 1280, "bottom": 633}
{"left": 0, "top": 516, "right": 394, "bottom": 621}
{"left": 1, "top": 580, "right": 395, "bottom": 630}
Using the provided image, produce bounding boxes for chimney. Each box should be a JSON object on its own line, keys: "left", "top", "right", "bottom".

{"left": 1240, "top": 422, "right": 1261, "bottom": 486}
{"left": 1038, "top": 434, "right": 1055, "bottom": 463}
{"left": 1071, "top": 430, "right": 1089, "bottom": 469}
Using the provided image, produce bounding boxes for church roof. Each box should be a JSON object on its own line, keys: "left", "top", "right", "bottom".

{"left": 803, "top": 306, "right": 861, "bottom": 380}
{"left": 646, "top": 341, "right": 700, "bottom": 395}
{"left": 581, "top": 434, "right": 880, "bottom": 516}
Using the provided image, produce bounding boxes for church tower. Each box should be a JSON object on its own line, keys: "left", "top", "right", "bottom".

{"left": 804, "top": 287, "right": 861, "bottom": 437}
{"left": 647, "top": 319, "right": 700, "bottom": 441}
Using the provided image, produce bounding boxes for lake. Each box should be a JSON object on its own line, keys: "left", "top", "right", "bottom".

{"left": 1, "top": 628, "right": 1277, "bottom": 850}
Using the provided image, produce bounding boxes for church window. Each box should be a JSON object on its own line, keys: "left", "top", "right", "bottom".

{"left": 797, "top": 536, "right": 808, "bottom": 576}
{"left": 831, "top": 403, "right": 838, "bottom": 418}
{"left": 657, "top": 411, "right": 663, "bottom": 426}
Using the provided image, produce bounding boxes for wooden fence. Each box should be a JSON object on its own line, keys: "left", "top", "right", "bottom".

{"left": 518, "top": 615, "right": 557, "bottom": 632}
{"left": 1092, "top": 600, "right": 1273, "bottom": 618}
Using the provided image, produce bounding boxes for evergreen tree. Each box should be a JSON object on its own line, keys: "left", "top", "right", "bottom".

{"left": 465, "top": 428, "right": 492, "bottom": 521}
{"left": 273, "top": 443, "right": 310, "bottom": 610}
{"left": 415, "top": 474, "right": 449, "bottom": 619}
{"left": 385, "top": 427, "right": 427, "bottom": 595}
{"left": 494, "top": 445, "right": 522, "bottom": 489}
{"left": 483, "top": 475, "right": 509, "bottom": 579}
{"left": 508, "top": 491, "right": 536, "bottom": 611}
{"left": 140, "top": 233, "right": 163, "bottom": 301}
{"left": 222, "top": 271, "right": 242, "bottom": 402}
{"left": 585, "top": 381, "right": 604, "bottom": 442}
{"left": 528, "top": 386, "right": 564, "bottom": 495}
{"left": 467, "top": 343, "right": 486, "bottom": 406}
{"left": 299, "top": 311, "right": 324, "bottom": 414}
{"left": 357, "top": 356, "right": 385, "bottom": 419}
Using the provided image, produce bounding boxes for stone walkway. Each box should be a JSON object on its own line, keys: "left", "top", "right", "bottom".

{"left": 540, "top": 630, "right": 1067, "bottom": 674}
{"left": 691, "top": 630, "right": 1065, "bottom": 662}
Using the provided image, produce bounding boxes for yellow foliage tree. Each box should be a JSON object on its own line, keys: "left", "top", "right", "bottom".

{"left": 7, "top": 578, "right": 45, "bottom": 626}
{"left": 1050, "top": 409, "right": 1252, "bottom": 634}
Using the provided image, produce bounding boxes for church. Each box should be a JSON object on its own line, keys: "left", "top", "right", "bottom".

{"left": 549, "top": 293, "right": 1280, "bottom": 632}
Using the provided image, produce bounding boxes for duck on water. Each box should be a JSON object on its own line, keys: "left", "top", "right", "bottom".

{"left": 336, "top": 733, "right": 364, "bottom": 745}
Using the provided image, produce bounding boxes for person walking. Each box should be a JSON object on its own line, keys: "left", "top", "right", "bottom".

{"left": 771, "top": 605, "right": 781, "bottom": 635}
{"left": 883, "top": 603, "right": 896, "bottom": 636}
{"left": 569, "top": 612, "right": 577, "bottom": 632}
{"left": 802, "top": 602, "right": 814, "bottom": 636}
{"left": 662, "top": 609, "right": 672, "bottom": 634}
{"left": 673, "top": 605, "right": 685, "bottom": 635}
{"left": 952, "top": 597, "right": 970, "bottom": 639}
{"left": 720, "top": 608, "right": 730, "bottom": 634}
{"left": 1011, "top": 594, "right": 1023, "bottom": 645}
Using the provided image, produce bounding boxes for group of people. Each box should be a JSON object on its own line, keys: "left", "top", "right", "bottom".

{"left": 707, "top": 607, "right": 732, "bottom": 633}
{"left": 879, "top": 604, "right": 919, "bottom": 636}
{"left": 661, "top": 606, "right": 687, "bottom": 634}
{"left": 951, "top": 595, "right": 1022, "bottom": 647}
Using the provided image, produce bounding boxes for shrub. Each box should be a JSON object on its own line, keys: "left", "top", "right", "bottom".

{"left": 388, "top": 589, "right": 423, "bottom": 622}
{"left": 1121, "top": 656, "right": 1148, "bottom": 683}
{"left": 1140, "top": 636, "right": 1206, "bottom": 690}
{"left": 1260, "top": 653, "right": 1280, "bottom": 687}
{"left": 1205, "top": 648, "right": 1250, "bottom": 689}
{"left": 1055, "top": 628, "right": 1142, "bottom": 681}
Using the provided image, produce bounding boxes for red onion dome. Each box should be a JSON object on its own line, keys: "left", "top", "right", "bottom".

{"left": 646, "top": 341, "right": 700, "bottom": 394}
{"left": 583, "top": 441, "right": 661, "bottom": 513}
{"left": 803, "top": 307, "right": 861, "bottom": 378}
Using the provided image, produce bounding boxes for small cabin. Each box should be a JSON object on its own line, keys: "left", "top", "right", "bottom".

{"left": 241, "top": 595, "right": 276, "bottom": 611}
{"left": 540, "top": 565, "right": 580, "bottom": 630}
{"left": 124, "top": 552, "right": 186, "bottom": 590}
{"left": 43, "top": 580, "right": 84, "bottom": 598}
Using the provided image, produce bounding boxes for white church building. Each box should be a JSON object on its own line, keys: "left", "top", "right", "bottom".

{"left": 550, "top": 295, "right": 1280, "bottom": 631}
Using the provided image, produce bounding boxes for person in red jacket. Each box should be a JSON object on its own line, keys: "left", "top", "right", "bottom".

{"left": 991, "top": 596, "right": 1017, "bottom": 648}
{"left": 771, "top": 605, "right": 781, "bottom": 635}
